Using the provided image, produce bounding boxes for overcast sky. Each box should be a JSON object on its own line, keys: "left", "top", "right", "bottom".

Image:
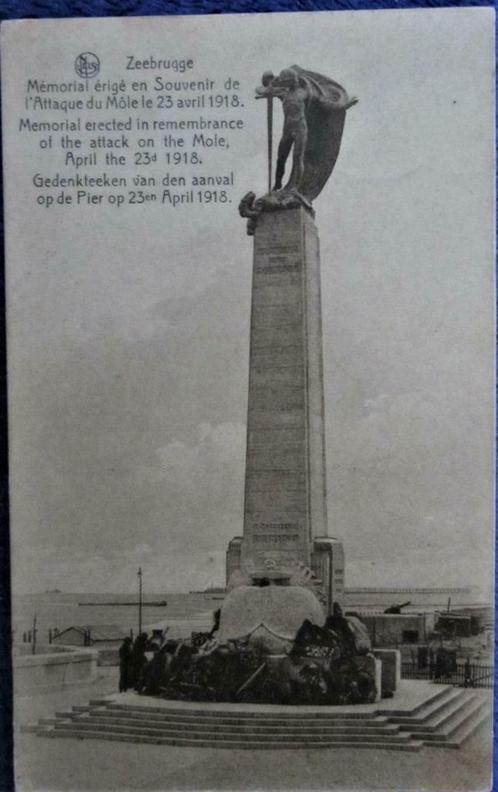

{"left": 4, "top": 8, "right": 494, "bottom": 594}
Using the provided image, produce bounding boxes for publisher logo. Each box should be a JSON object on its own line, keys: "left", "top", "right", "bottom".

{"left": 75, "top": 52, "right": 100, "bottom": 79}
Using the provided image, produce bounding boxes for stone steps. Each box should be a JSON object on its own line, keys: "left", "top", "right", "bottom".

{"left": 410, "top": 694, "right": 485, "bottom": 739}
{"left": 90, "top": 708, "right": 393, "bottom": 728}
{"left": 39, "top": 728, "right": 424, "bottom": 751}
{"left": 27, "top": 685, "right": 492, "bottom": 751}
{"left": 441, "top": 703, "right": 493, "bottom": 749}
{"left": 105, "top": 702, "right": 382, "bottom": 720}
{"left": 52, "top": 719, "right": 414, "bottom": 745}
{"left": 92, "top": 715, "right": 397, "bottom": 733}
{"left": 385, "top": 689, "right": 490, "bottom": 747}
{"left": 382, "top": 686, "right": 457, "bottom": 721}
{"left": 54, "top": 716, "right": 407, "bottom": 739}
{"left": 422, "top": 698, "right": 491, "bottom": 746}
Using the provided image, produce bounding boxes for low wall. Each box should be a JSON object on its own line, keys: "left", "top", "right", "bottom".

{"left": 15, "top": 643, "right": 72, "bottom": 656}
{"left": 97, "top": 648, "right": 119, "bottom": 666}
{"left": 13, "top": 644, "right": 98, "bottom": 695}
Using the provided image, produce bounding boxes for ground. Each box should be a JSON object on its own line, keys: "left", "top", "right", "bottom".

{"left": 13, "top": 670, "right": 493, "bottom": 792}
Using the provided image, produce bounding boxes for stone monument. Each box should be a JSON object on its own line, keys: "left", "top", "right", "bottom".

{"left": 226, "top": 66, "right": 357, "bottom": 614}
{"left": 134, "top": 72, "right": 387, "bottom": 705}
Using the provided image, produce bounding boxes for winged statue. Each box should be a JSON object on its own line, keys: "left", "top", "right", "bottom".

{"left": 240, "top": 65, "right": 357, "bottom": 233}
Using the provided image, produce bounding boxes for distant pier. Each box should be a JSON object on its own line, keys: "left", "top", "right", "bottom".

{"left": 78, "top": 601, "right": 167, "bottom": 607}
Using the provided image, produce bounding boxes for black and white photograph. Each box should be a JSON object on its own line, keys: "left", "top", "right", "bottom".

{"left": 1, "top": 7, "right": 495, "bottom": 790}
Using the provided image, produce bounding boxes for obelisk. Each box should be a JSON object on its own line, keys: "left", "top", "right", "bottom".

{"left": 243, "top": 207, "right": 327, "bottom": 559}
{"left": 227, "top": 65, "right": 356, "bottom": 612}
{"left": 227, "top": 207, "right": 344, "bottom": 610}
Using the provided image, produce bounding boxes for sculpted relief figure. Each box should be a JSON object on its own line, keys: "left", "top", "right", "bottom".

{"left": 240, "top": 65, "right": 357, "bottom": 233}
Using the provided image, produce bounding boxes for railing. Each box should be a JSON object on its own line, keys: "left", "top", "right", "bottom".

{"left": 401, "top": 661, "right": 493, "bottom": 688}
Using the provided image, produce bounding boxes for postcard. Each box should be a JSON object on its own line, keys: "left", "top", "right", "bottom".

{"left": 2, "top": 8, "right": 495, "bottom": 791}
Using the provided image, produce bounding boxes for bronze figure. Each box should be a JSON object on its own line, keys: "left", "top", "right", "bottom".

{"left": 240, "top": 65, "right": 357, "bottom": 233}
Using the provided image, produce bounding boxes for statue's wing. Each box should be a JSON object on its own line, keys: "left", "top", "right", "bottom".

{"left": 289, "top": 65, "right": 355, "bottom": 202}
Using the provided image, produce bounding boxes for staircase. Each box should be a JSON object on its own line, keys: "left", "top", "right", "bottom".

{"left": 379, "top": 687, "right": 492, "bottom": 749}
{"left": 25, "top": 685, "right": 491, "bottom": 751}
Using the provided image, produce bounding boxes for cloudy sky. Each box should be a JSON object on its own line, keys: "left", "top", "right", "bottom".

{"left": 4, "top": 8, "right": 494, "bottom": 594}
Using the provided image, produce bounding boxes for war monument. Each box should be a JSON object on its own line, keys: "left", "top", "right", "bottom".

{"left": 227, "top": 66, "right": 356, "bottom": 610}
{"left": 118, "top": 66, "right": 382, "bottom": 706}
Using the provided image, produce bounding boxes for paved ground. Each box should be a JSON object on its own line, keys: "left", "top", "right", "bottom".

{"left": 14, "top": 668, "right": 119, "bottom": 728}
{"left": 13, "top": 672, "right": 493, "bottom": 792}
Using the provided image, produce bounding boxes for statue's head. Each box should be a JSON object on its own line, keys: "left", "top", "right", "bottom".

{"left": 255, "top": 68, "right": 298, "bottom": 100}
{"left": 276, "top": 68, "right": 298, "bottom": 89}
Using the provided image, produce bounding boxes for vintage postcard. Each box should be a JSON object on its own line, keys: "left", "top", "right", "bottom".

{"left": 2, "top": 7, "right": 495, "bottom": 791}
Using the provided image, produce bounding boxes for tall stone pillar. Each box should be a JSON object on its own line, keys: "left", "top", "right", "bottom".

{"left": 227, "top": 207, "right": 344, "bottom": 610}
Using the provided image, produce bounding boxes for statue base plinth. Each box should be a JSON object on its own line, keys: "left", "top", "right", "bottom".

{"left": 238, "top": 189, "right": 314, "bottom": 234}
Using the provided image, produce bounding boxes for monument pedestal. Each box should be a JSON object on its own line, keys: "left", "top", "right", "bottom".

{"left": 227, "top": 208, "right": 344, "bottom": 612}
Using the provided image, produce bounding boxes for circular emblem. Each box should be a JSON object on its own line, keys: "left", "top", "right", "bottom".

{"left": 75, "top": 52, "right": 100, "bottom": 79}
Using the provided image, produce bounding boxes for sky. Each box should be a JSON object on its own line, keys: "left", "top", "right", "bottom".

{"left": 3, "top": 8, "right": 495, "bottom": 594}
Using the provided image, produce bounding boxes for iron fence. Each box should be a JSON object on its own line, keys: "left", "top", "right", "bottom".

{"left": 401, "top": 661, "right": 493, "bottom": 688}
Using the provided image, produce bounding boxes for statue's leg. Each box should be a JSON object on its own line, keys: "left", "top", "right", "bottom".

{"left": 287, "top": 128, "right": 307, "bottom": 191}
{"left": 273, "top": 135, "right": 293, "bottom": 191}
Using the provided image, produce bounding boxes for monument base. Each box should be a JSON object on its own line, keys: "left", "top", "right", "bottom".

{"left": 217, "top": 583, "right": 325, "bottom": 654}
{"left": 226, "top": 535, "right": 345, "bottom": 614}
{"left": 131, "top": 579, "right": 380, "bottom": 706}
